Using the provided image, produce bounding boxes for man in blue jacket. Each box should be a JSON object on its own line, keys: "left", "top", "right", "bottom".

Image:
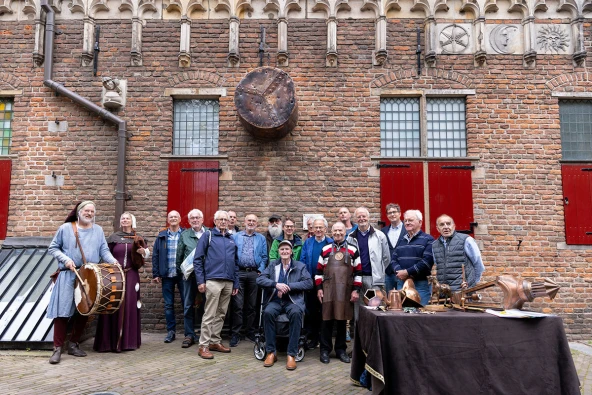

{"left": 300, "top": 217, "right": 333, "bottom": 349}
{"left": 381, "top": 203, "right": 407, "bottom": 293}
{"left": 230, "top": 214, "right": 268, "bottom": 347}
{"left": 193, "top": 210, "right": 239, "bottom": 359}
{"left": 152, "top": 210, "right": 184, "bottom": 343}
{"left": 257, "top": 240, "right": 313, "bottom": 370}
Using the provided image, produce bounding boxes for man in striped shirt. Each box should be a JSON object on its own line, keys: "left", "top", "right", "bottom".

{"left": 316, "top": 222, "right": 362, "bottom": 364}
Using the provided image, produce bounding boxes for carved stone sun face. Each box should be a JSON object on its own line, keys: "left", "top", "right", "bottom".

{"left": 537, "top": 25, "right": 569, "bottom": 53}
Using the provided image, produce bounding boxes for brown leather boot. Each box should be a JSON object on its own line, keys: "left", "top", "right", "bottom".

{"left": 198, "top": 346, "right": 214, "bottom": 359}
{"left": 264, "top": 353, "right": 277, "bottom": 367}
{"left": 49, "top": 347, "right": 62, "bottom": 364}
{"left": 286, "top": 355, "right": 297, "bottom": 370}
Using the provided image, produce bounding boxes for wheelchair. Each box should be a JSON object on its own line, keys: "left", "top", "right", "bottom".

{"left": 253, "top": 307, "right": 307, "bottom": 362}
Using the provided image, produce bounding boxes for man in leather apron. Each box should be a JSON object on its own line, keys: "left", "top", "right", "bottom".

{"left": 316, "top": 222, "right": 362, "bottom": 364}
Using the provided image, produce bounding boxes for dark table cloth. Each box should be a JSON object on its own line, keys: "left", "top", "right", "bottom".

{"left": 351, "top": 307, "right": 581, "bottom": 395}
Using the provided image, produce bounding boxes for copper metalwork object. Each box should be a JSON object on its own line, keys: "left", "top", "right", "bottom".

{"left": 234, "top": 67, "right": 298, "bottom": 140}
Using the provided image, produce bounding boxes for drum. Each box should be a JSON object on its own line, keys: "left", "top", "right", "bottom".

{"left": 74, "top": 263, "right": 126, "bottom": 316}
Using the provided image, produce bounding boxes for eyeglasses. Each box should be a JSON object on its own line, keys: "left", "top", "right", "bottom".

{"left": 387, "top": 211, "right": 399, "bottom": 215}
{"left": 284, "top": 225, "right": 295, "bottom": 228}
{"left": 216, "top": 218, "right": 229, "bottom": 222}
{"left": 189, "top": 216, "right": 202, "bottom": 220}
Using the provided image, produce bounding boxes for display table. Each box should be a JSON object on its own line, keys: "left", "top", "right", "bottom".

{"left": 350, "top": 307, "right": 581, "bottom": 395}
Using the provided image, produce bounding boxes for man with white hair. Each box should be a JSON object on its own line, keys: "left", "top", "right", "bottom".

{"left": 346, "top": 207, "right": 390, "bottom": 322}
{"left": 175, "top": 209, "right": 208, "bottom": 348}
{"left": 390, "top": 209, "right": 435, "bottom": 305}
{"left": 47, "top": 201, "right": 118, "bottom": 364}
{"left": 193, "top": 210, "right": 239, "bottom": 359}
{"left": 152, "top": 210, "right": 185, "bottom": 343}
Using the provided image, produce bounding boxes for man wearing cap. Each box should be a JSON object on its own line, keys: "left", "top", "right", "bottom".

{"left": 265, "top": 214, "right": 283, "bottom": 253}
{"left": 257, "top": 240, "right": 313, "bottom": 370}
{"left": 230, "top": 214, "right": 268, "bottom": 347}
{"left": 46, "top": 201, "right": 118, "bottom": 364}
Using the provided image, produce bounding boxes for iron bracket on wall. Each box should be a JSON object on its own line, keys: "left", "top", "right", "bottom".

{"left": 181, "top": 168, "right": 223, "bottom": 173}
{"left": 457, "top": 222, "right": 479, "bottom": 234}
{"left": 441, "top": 165, "right": 475, "bottom": 170}
{"left": 93, "top": 25, "right": 100, "bottom": 77}
{"left": 376, "top": 164, "right": 411, "bottom": 169}
{"left": 581, "top": 168, "right": 592, "bottom": 171}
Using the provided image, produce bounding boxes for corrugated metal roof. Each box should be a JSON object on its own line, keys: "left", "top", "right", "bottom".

{"left": 0, "top": 237, "right": 55, "bottom": 348}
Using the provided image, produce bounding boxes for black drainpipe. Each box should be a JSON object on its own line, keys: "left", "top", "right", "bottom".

{"left": 41, "top": 0, "right": 127, "bottom": 231}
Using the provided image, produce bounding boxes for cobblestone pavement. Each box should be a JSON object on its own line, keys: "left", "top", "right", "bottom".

{"left": 0, "top": 334, "right": 590, "bottom": 395}
{"left": 0, "top": 333, "right": 365, "bottom": 395}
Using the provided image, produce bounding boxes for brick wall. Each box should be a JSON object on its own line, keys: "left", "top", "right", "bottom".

{"left": 1, "top": 18, "right": 591, "bottom": 338}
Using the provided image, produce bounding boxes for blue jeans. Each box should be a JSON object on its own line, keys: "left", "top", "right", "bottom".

{"left": 263, "top": 300, "right": 303, "bottom": 357}
{"left": 385, "top": 273, "right": 397, "bottom": 294}
{"left": 396, "top": 278, "right": 431, "bottom": 306}
{"left": 183, "top": 273, "right": 198, "bottom": 339}
{"left": 162, "top": 275, "right": 184, "bottom": 332}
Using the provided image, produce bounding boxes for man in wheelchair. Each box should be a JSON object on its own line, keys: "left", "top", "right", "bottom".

{"left": 256, "top": 240, "right": 313, "bottom": 370}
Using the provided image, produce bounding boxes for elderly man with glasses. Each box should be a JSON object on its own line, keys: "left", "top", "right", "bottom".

{"left": 381, "top": 203, "right": 407, "bottom": 293}
{"left": 193, "top": 210, "right": 239, "bottom": 359}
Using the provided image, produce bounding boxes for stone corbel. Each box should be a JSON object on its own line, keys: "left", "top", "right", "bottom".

{"left": 130, "top": 17, "right": 143, "bottom": 66}
{"left": 373, "top": 16, "right": 387, "bottom": 66}
{"left": 81, "top": 16, "right": 95, "bottom": 67}
{"left": 33, "top": 18, "right": 45, "bottom": 67}
{"left": 571, "top": 17, "right": 586, "bottom": 67}
{"left": 179, "top": 16, "right": 191, "bottom": 67}
{"left": 277, "top": 17, "right": 289, "bottom": 67}
{"left": 522, "top": 16, "right": 536, "bottom": 68}
{"left": 473, "top": 17, "right": 486, "bottom": 67}
{"left": 424, "top": 16, "right": 437, "bottom": 67}
{"left": 228, "top": 16, "right": 240, "bottom": 67}
{"left": 326, "top": 17, "right": 338, "bottom": 67}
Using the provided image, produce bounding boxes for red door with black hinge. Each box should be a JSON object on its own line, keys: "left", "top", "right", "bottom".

{"left": 167, "top": 161, "right": 219, "bottom": 229}
{"left": 0, "top": 160, "right": 11, "bottom": 239}
{"left": 379, "top": 162, "right": 424, "bottom": 229}
{"left": 562, "top": 164, "right": 592, "bottom": 245}
{"left": 428, "top": 162, "right": 474, "bottom": 239}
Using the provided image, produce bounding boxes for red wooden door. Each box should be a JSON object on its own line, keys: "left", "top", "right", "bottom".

{"left": 562, "top": 164, "right": 592, "bottom": 245}
{"left": 167, "top": 161, "right": 219, "bottom": 229}
{"left": 428, "top": 162, "right": 474, "bottom": 239}
{"left": 379, "top": 162, "right": 424, "bottom": 229}
{"left": 0, "top": 160, "right": 11, "bottom": 239}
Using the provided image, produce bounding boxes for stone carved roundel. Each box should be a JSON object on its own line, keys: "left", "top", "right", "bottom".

{"left": 490, "top": 25, "right": 519, "bottom": 54}
{"left": 440, "top": 24, "right": 469, "bottom": 54}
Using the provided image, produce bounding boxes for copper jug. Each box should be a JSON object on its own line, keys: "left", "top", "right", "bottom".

{"left": 386, "top": 290, "right": 402, "bottom": 310}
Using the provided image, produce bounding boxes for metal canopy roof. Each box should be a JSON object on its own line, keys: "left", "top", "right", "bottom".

{"left": 0, "top": 237, "right": 55, "bottom": 349}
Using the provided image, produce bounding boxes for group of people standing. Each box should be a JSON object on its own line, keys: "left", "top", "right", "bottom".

{"left": 45, "top": 201, "right": 485, "bottom": 370}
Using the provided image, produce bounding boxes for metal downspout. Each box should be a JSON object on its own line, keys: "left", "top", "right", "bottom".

{"left": 41, "top": 0, "right": 127, "bottom": 230}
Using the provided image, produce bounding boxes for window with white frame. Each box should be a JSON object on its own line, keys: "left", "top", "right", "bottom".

{"left": 173, "top": 99, "right": 219, "bottom": 156}
{"left": 381, "top": 96, "right": 466, "bottom": 158}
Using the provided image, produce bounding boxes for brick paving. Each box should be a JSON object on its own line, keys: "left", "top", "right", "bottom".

{"left": 0, "top": 333, "right": 365, "bottom": 395}
{"left": 0, "top": 334, "right": 590, "bottom": 394}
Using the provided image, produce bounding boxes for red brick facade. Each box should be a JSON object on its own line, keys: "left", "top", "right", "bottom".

{"left": 1, "top": 18, "right": 591, "bottom": 338}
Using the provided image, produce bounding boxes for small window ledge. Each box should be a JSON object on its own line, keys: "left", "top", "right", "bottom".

{"left": 556, "top": 242, "right": 592, "bottom": 250}
{"left": 370, "top": 156, "right": 480, "bottom": 162}
{"left": 0, "top": 155, "right": 17, "bottom": 159}
{"left": 160, "top": 155, "right": 229, "bottom": 160}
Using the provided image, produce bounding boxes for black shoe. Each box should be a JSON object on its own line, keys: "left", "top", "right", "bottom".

{"left": 164, "top": 331, "right": 176, "bottom": 343}
{"left": 306, "top": 340, "right": 318, "bottom": 350}
{"left": 181, "top": 336, "right": 194, "bottom": 348}
{"left": 49, "top": 347, "right": 62, "bottom": 364}
{"left": 230, "top": 334, "right": 240, "bottom": 347}
{"left": 245, "top": 332, "right": 257, "bottom": 343}
{"left": 337, "top": 352, "right": 351, "bottom": 363}
{"left": 320, "top": 350, "right": 330, "bottom": 364}
{"left": 68, "top": 343, "right": 87, "bottom": 357}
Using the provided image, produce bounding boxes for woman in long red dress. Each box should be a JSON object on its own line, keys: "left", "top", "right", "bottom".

{"left": 94, "top": 212, "right": 149, "bottom": 352}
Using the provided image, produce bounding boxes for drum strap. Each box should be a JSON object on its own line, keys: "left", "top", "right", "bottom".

{"left": 72, "top": 222, "right": 88, "bottom": 265}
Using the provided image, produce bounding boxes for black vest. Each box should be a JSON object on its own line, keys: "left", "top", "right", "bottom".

{"left": 432, "top": 232, "right": 475, "bottom": 292}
